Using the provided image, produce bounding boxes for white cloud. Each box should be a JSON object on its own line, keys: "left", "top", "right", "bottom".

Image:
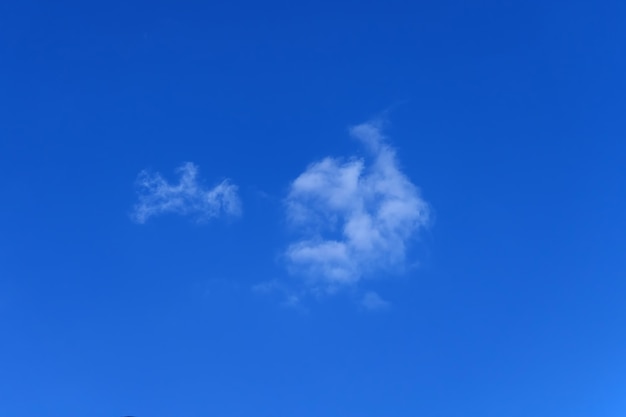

{"left": 361, "top": 291, "right": 390, "bottom": 310}
{"left": 284, "top": 121, "right": 430, "bottom": 293}
{"left": 131, "top": 162, "right": 241, "bottom": 224}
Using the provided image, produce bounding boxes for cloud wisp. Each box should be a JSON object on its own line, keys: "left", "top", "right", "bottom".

{"left": 131, "top": 162, "right": 241, "bottom": 224}
{"left": 361, "top": 291, "right": 390, "bottom": 311}
{"left": 284, "top": 121, "right": 430, "bottom": 294}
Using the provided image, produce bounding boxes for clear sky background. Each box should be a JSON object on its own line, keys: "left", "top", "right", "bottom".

{"left": 1, "top": 0, "right": 625, "bottom": 416}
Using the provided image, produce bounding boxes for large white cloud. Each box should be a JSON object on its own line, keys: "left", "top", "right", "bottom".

{"left": 131, "top": 162, "right": 240, "bottom": 224}
{"left": 284, "top": 121, "right": 430, "bottom": 293}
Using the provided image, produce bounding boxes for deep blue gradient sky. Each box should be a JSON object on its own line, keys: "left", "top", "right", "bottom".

{"left": 1, "top": 0, "right": 626, "bottom": 416}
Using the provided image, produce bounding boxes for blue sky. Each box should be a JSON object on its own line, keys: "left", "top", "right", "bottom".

{"left": 1, "top": 0, "right": 626, "bottom": 416}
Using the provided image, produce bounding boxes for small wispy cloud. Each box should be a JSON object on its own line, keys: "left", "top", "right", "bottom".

{"left": 131, "top": 162, "right": 241, "bottom": 224}
{"left": 252, "top": 280, "right": 305, "bottom": 310}
{"left": 283, "top": 120, "right": 430, "bottom": 295}
{"left": 361, "top": 291, "right": 390, "bottom": 310}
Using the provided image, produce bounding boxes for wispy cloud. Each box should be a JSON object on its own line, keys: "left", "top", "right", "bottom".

{"left": 252, "top": 280, "right": 305, "bottom": 310}
{"left": 284, "top": 120, "right": 430, "bottom": 294}
{"left": 361, "top": 291, "right": 390, "bottom": 310}
{"left": 131, "top": 162, "right": 241, "bottom": 224}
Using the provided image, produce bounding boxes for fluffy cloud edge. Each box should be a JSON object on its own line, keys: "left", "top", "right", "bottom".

{"left": 283, "top": 120, "right": 431, "bottom": 295}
